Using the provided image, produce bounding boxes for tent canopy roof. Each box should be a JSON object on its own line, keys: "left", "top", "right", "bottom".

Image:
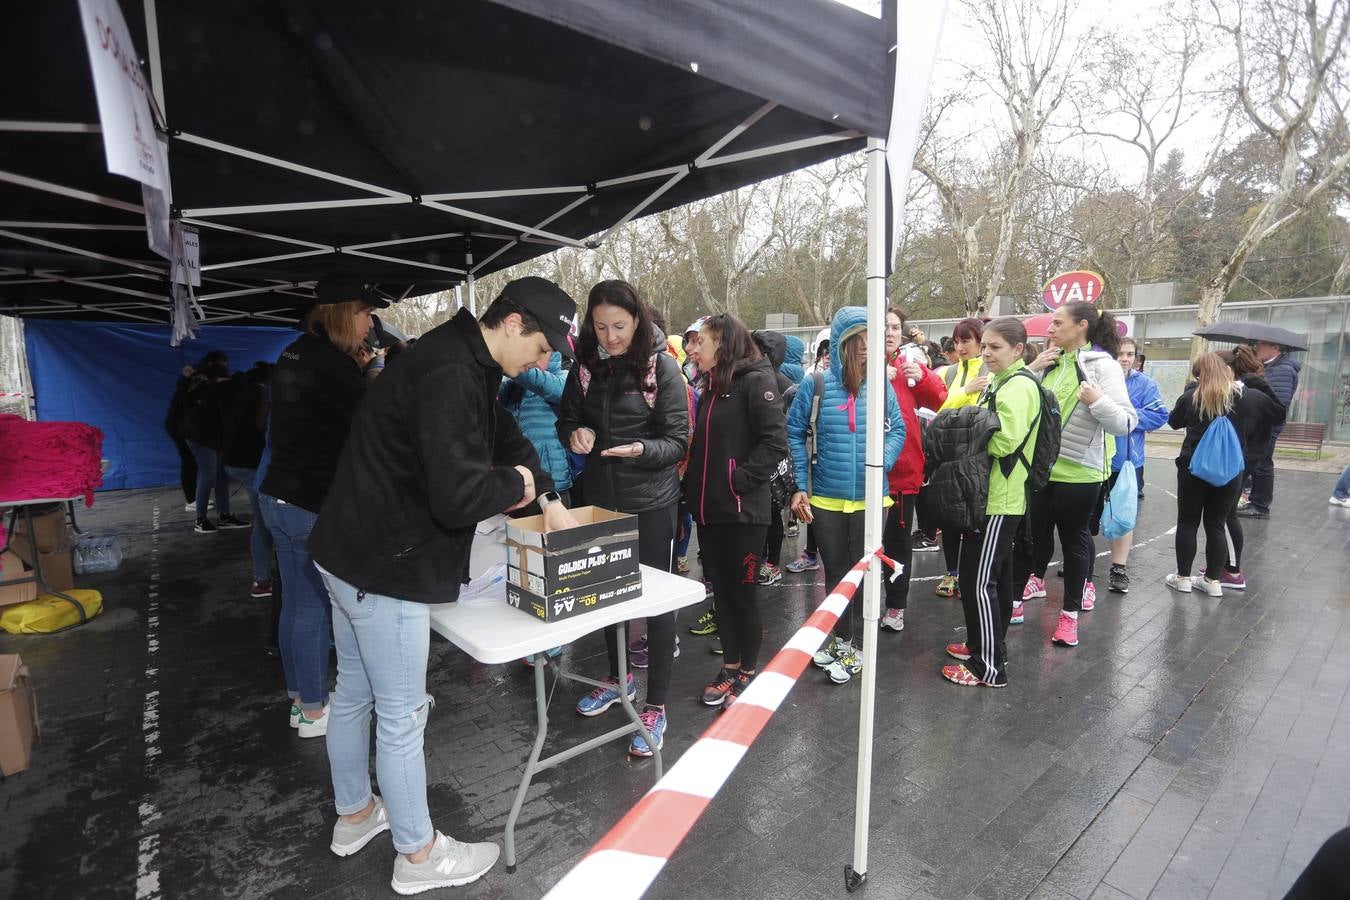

{"left": 1, "top": 0, "right": 891, "bottom": 325}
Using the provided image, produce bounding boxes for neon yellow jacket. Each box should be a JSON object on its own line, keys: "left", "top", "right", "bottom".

{"left": 937, "top": 357, "right": 988, "bottom": 412}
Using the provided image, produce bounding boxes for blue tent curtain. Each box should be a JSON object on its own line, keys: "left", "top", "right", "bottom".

{"left": 22, "top": 321, "right": 296, "bottom": 490}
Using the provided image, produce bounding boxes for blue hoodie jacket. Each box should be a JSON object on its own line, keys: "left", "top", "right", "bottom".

{"left": 1110, "top": 368, "right": 1169, "bottom": 471}
{"left": 781, "top": 334, "right": 806, "bottom": 386}
{"left": 499, "top": 352, "right": 571, "bottom": 491}
{"left": 787, "top": 307, "right": 904, "bottom": 501}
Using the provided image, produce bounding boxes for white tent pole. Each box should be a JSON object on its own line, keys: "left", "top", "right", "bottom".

{"left": 467, "top": 276, "right": 477, "bottom": 315}
{"left": 422, "top": 186, "right": 587, "bottom": 201}
{"left": 0, "top": 169, "right": 144, "bottom": 214}
{"left": 201, "top": 249, "right": 331, "bottom": 272}
{"left": 0, "top": 121, "right": 102, "bottom": 133}
{"left": 182, "top": 196, "right": 406, "bottom": 218}
{"left": 0, "top": 229, "right": 164, "bottom": 274}
{"left": 849, "top": 134, "right": 887, "bottom": 892}
{"left": 470, "top": 193, "right": 593, "bottom": 276}
{"left": 342, "top": 249, "right": 466, "bottom": 275}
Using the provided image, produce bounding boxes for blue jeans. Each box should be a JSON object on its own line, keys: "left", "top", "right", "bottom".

{"left": 319, "top": 568, "right": 434, "bottom": 854}
{"left": 258, "top": 494, "right": 329, "bottom": 711}
{"left": 1334, "top": 464, "right": 1350, "bottom": 500}
{"left": 185, "top": 440, "right": 230, "bottom": 518}
{"left": 675, "top": 508, "right": 694, "bottom": 558}
{"left": 225, "top": 466, "right": 273, "bottom": 582}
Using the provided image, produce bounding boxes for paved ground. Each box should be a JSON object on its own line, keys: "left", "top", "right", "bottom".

{"left": 2, "top": 465, "right": 1348, "bottom": 899}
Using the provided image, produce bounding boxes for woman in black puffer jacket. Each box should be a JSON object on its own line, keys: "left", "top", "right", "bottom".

{"left": 557, "top": 280, "right": 690, "bottom": 757}
{"left": 685, "top": 315, "right": 788, "bottom": 707}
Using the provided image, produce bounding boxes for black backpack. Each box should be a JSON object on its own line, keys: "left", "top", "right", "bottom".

{"left": 987, "top": 369, "right": 1061, "bottom": 494}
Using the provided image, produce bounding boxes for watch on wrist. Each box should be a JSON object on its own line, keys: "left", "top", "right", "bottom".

{"left": 537, "top": 490, "right": 562, "bottom": 510}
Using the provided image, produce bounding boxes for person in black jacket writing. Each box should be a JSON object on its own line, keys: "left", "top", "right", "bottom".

{"left": 308, "top": 277, "right": 580, "bottom": 894}
{"left": 557, "top": 280, "right": 690, "bottom": 757}
{"left": 685, "top": 315, "right": 788, "bottom": 707}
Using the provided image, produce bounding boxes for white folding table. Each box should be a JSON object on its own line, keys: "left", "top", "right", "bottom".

{"left": 428, "top": 530, "right": 704, "bottom": 870}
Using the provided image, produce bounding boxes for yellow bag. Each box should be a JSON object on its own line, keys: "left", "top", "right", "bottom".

{"left": 0, "top": 590, "right": 103, "bottom": 634}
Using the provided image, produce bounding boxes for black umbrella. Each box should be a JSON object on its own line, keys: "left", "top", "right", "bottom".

{"left": 1193, "top": 322, "right": 1308, "bottom": 351}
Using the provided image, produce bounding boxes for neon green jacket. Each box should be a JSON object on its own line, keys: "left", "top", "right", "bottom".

{"left": 981, "top": 360, "right": 1042, "bottom": 516}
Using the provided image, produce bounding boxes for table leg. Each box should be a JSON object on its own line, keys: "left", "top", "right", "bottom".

{"left": 615, "top": 621, "right": 663, "bottom": 779}
{"left": 66, "top": 500, "right": 86, "bottom": 535}
{"left": 504, "top": 651, "right": 550, "bottom": 873}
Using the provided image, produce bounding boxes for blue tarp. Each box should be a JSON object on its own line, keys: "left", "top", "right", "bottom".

{"left": 22, "top": 320, "right": 296, "bottom": 490}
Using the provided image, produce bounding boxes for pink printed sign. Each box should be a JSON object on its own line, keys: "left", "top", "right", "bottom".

{"left": 1043, "top": 270, "right": 1104, "bottom": 311}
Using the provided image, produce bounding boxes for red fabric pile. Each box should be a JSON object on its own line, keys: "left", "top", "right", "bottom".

{"left": 0, "top": 414, "right": 104, "bottom": 508}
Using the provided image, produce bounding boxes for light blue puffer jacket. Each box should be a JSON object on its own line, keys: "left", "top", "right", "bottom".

{"left": 499, "top": 352, "right": 572, "bottom": 491}
{"left": 787, "top": 307, "right": 904, "bottom": 501}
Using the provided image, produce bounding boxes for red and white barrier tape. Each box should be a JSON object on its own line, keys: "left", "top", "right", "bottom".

{"left": 544, "top": 549, "right": 889, "bottom": 899}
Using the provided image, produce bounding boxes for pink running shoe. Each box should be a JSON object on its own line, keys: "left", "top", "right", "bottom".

{"left": 1081, "top": 581, "right": 1096, "bottom": 611}
{"left": 1052, "top": 613, "right": 1079, "bottom": 647}
{"left": 1010, "top": 602, "right": 1025, "bottom": 624}
{"left": 1023, "top": 575, "right": 1047, "bottom": 600}
{"left": 1219, "top": 570, "right": 1246, "bottom": 590}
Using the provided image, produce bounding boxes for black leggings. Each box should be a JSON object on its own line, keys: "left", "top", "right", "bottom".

{"left": 958, "top": 514, "right": 1021, "bottom": 683}
{"left": 882, "top": 494, "right": 916, "bottom": 610}
{"left": 1174, "top": 468, "right": 1243, "bottom": 580}
{"left": 1016, "top": 481, "right": 1101, "bottom": 612}
{"left": 604, "top": 504, "right": 677, "bottom": 706}
{"left": 813, "top": 506, "right": 867, "bottom": 644}
{"left": 804, "top": 523, "right": 818, "bottom": 556}
{"left": 763, "top": 506, "right": 785, "bottom": 566}
{"left": 942, "top": 529, "right": 963, "bottom": 574}
{"left": 915, "top": 486, "right": 938, "bottom": 540}
{"left": 1224, "top": 506, "right": 1244, "bottom": 572}
{"left": 1285, "top": 826, "right": 1350, "bottom": 899}
{"left": 701, "top": 523, "right": 767, "bottom": 670}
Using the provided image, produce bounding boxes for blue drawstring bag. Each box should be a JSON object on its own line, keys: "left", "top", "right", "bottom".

{"left": 1189, "top": 416, "right": 1244, "bottom": 486}
{"left": 1102, "top": 462, "right": 1138, "bottom": 539}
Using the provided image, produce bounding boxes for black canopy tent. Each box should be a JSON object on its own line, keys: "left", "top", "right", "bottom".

{"left": 1, "top": 0, "right": 891, "bottom": 325}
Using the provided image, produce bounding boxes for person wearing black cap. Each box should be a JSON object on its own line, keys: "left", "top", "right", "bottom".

{"left": 307, "top": 276, "right": 579, "bottom": 895}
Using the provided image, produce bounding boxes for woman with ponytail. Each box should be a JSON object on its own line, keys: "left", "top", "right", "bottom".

{"left": 1015, "top": 302, "right": 1136, "bottom": 649}
{"left": 1169, "top": 350, "right": 1284, "bottom": 595}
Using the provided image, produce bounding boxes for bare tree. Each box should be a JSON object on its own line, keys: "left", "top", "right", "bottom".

{"left": 916, "top": 0, "right": 1085, "bottom": 316}
{"left": 1195, "top": 0, "right": 1350, "bottom": 353}
{"left": 772, "top": 156, "right": 868, "bottom": 324}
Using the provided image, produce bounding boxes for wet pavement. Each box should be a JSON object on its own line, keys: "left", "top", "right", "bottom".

{"left": 2, "top": 466, "right": 1348, "bottom": 899}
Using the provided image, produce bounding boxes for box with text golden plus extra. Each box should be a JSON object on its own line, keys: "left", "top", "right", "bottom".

{"left": 0, "top": 654, "right": 39, "bottom": 775}
{"left": 504, "top": 506, "right": 642, "bottom": 622}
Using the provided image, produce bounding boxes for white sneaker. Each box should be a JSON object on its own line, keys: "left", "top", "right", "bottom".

{"left": 1165, "top": 574, "right": 1193, "bottom": 594}
{"left": 812, "top": 635, "right": 842, "bottom": 668}
{"left": 289, "top": 703, "right": 300, "bottom": 729}
{"left": 880, "top": 608, "right": 905, "bottom": 632}
{"left": 825, "top": 643, "right": 862, "bottom": 684}
{"left": 1330, "top": 496, "right": 1350, "bottom": 508}
{"left": 331, "top": 796, "right": 391, "bottom": 856}
{"left": 1198, "top": 577, "right": 1223, "bottom": 597}
{"left": 391, "top": 831, "right": 500, "bottom": 894}
{"left": 297, "top": 706, "right": 328, "bottom": 738}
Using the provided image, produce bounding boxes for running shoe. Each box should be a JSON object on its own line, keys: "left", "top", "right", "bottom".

{"left": 1330, "top": 496, "right": 1350, "bottom": 508}
{"left": 880, "top": 608, "right": 905, "bottom": 632}
{"left": 628, "top": 634, "right": 648, "bottom": 654}
{"left": 1051, "top": 613, "right": 1079, "bottom": 647}
{"left": 629, "top": 707, "right": 666, "bottom": 757}
{"left": 1081, "top": 581, "right": 1096, "bottom": 611}
{"left": 709, "top": 635, "right": 723, "bottom": 655}
{"left": 757, "top": 562, "right": 783, "bottom": 585}
{"left": 945, "top": 642, "right": 972, "bottom": 661}
{"left": 723, "top": 671, "right": 753, "bottom": 708}
{"left": 825, "top": 643, "right": 862, "bottom": 684}
{"left": 194, "top": 517, "right": 218, "bottom": 534}
{"left": 576, "top": 673, "right": 637, "bottom": 717}
{"left": 701, "top": 668, "right": 737, "bottom": 707}
{"left": 1198, "top": 577, "right": 1223, "bottom": 597}
{"left": 250, "top": 580, "right": 273, "bottom": 599}
{"left": 785, "top": 552, "right": 820, "bottom": 573}
{"left": 330, "top": 796, "right": 390, "bottom": 857}
{"left": 935, "top": 574, "right": 958, "bottom": 598}
{"left": 1023, "top": 575, "right": 1047, "bottom": 600}
{"left": 390, "top": 832, "right": 499, "bottom": 895}
{"left": 1165, "top": 574, "right": 1193, "bottom": 593}
{"left": 675, "top": 556, "right": 691, "bottom": 575}
{"left": 812, "top": 635, "right": 843, "bottom": 668}
{"left": 217, "top": 513, "right": 250, "bottom": 529}
{"left": 688, "top": 607, "right": 718, "bottom": 636}
{"left": 913, "top": 536, "right": 940, "bottom": 552}
{"left": 629, "top": 648, "right": 650, "bottom": 669}
{"left": 786, "top": 521, "right": 800, "bottom": 538}
{"left": 702, "top": 577, "right": 715, "bottom": 599}
{"left": 1237, "top": 494, "right": 1252, "bottom": 510}
{"left": 941, "top": 663, "right": 1007, "bottom": 688}
{"left": 1010, "top": 602, "right": 1025, "bottom": 624}
{"left": 297, "top": 706, "right": 329, "bottom": 739}
{"left": 1108, "top": 565, "right": 1129, "bottom": 594}
{"left": 1219, "top": 570, "right": 1246, "bottom": 590}
{"left": 1237, "top": 506, "right": 1269, "bottom": 519}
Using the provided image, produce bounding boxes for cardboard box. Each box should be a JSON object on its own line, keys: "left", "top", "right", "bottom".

{"left": 0, "top": 654, "right": 39, "bottom": 775}
{"left": 9, "top": 543, "right": 74, "bottom": 594}
{"left": 11, "top": 506, "right": 70, "bottom": 553}
{"left": 0, "top": 551, "right": 40, "bottom": 608}
{"left": 504, "top": 506, "right": 642, "bottom": 622}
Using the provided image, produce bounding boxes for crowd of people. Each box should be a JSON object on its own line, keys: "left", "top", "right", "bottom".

{"left": 163, "top": 275, "right": 1333, "bottom": 895}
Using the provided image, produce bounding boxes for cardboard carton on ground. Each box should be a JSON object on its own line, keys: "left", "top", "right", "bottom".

{"left": 0, "top": 654, "right": 39, "bottom": 775}
{"left": 11, "top": 506, "right": 70, "bottom": 553}
{"left": 10, "top": 542, "right": 74, "bottom": 594}
{"left": 504, "top": 506, "right": 642, "bottom": 622}
{"left": 0, "top": 551, "right": 40, "bottom": 608}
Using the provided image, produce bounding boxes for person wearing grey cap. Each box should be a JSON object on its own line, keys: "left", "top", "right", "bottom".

{"left": 307, "top": 276, "right": 579, "bottom": 895}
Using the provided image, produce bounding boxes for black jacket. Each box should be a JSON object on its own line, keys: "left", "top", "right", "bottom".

{"left": 556, "top": 349, "right": 689, "bottom": 514}
{"left": 308, "top": 309, "right": 550, "bottom": 604}
{"left": 1169, "top": 379, "right": 1286, "bottom": 468}
{"left": 259, "top": 330, "right": 367, "bottom": 512}
{"left": 684, "top": 356, "right": 788, "bottom": 526}
{"left": 179, "top": 377, "right": 229, "bottom": 449}
{"left": 753, "top": 330, "right": 796, "bottom": 399}
{"left": 221, "top": 378, "right": 267, "bottom": 470}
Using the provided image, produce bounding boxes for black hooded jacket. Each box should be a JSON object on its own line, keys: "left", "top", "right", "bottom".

{"left": 308, "top": 309, "right": 550, "bottom": 603}
{"left": 556, "top": 332, "right": 689, "bottom": 514}
{"left": 1168, "top": 377, "right": 1286, "bottom": 469}
{"left": 684, "top": 355, "right": 789, "bottom": 526}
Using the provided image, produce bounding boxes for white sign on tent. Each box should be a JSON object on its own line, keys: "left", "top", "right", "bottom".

{"left": 77, "top": 0, "right": 169, "bottom": 194}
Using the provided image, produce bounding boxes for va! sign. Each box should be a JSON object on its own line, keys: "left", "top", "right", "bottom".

{"left": 1043, "top": 270, "right": 1104, "bottom": 311}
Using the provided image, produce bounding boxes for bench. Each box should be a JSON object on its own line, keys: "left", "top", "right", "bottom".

{"left": 1276, "top": 422, "right": 1326, "bottom": 459}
